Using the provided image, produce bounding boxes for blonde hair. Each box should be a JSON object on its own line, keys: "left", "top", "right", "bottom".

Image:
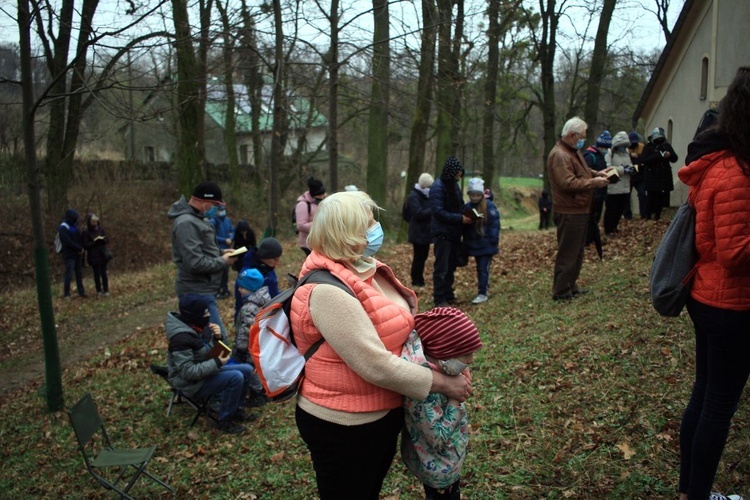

{"left": 307, "top": 191, "right": 382, "bottom": 261}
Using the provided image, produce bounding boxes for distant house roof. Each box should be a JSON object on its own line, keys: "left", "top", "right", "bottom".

{"left": 631, "top": 0, "right": 696, "bottom": 128}
{"left": 204, "top": 81, "right": 327, "bottom": 133}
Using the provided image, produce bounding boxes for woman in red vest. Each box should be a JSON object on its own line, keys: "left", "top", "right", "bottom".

{"left": 290, "top": 191, "right": 472, "bottom": 499}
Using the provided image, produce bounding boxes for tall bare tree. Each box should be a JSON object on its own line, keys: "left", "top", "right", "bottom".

{"left": 268, "top": 0, "right": 288, "bottom": 235}
{"left": 238, "top": 0, "right": 265, "bottom": 180}
{"left": 326, "top": 0, "right": 341, "bottom": 192}
{"left": 366, "top": 0, "right": 390, "bottom": 205}
{"left": 216, "top": 0, "right": 239, "bottom": 187}
{"left": 583, "top": 0, "right": 617, "bottom": 134}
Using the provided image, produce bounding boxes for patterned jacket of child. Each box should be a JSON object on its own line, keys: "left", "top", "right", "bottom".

{"left": 400, "top": 307, "right": 482, "bottom": 496}
{"left": 233, "top": 285, "right": 271, "bottom": 364}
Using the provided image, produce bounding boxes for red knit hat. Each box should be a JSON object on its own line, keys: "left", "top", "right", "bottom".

{"left": 414, "top": 307, "right": 482, "bottom": 360}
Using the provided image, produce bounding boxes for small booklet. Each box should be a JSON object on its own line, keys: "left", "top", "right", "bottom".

{"left": 604, "top": 168, "right": 620, "bottom": 183}
{"left": 94, "top": 236, "right": 106, "bottom": 241}
{"left": 227, "top": 246, "right": 248, "bottom": 257}
{"left": 463, "top": 207, "right": 484, "bottom": 220}
{"left": 206, "top": 340, "right": 231, "bottom": 359}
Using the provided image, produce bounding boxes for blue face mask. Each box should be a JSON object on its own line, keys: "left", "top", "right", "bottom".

{"left": 363, "top": 222, "right": 384, "bottom": 257}
{"left": 204, "top": 205, "right": 218, "bottom": 219}
{"left": 576, "top": 138, "right": 586, "bottom": 149}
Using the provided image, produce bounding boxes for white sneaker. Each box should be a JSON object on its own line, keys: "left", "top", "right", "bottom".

{"left": 710, "top": 493, "right": 744, "bottom": 500}
{"left": 471, "top": 294, "right": 488, "bottom": 304}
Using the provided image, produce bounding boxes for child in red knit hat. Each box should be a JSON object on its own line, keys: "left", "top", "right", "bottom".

{"left": 401, "top": 307, "right": 482, "bottom": 499}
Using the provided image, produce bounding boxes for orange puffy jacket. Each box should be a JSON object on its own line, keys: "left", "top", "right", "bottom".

{"left": 678, "top": 150, "right": 750, "bottom": 311}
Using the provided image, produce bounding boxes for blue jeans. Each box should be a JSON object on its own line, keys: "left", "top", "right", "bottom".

{"left": 64, "top": 256, "right": 85, "bottom": 297}
{"left": 194, "top": 363, "right": 255, "bottom": 421}
{"left": 474, "top": 254, "right": 492, "bottom": 295}
{"left": 679, "top": 298, "right": 750, "bottom": 498}
{"left": 432, "top": 236, "right": 459, "bottom": 305}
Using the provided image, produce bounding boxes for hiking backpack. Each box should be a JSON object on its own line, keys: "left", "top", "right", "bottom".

{"left": 248, "top": 269, "right": 354, "bottom": 401}
{"left": 54, "top": 222, "right": 70, "bottom": 254}
{"left": 401, "top": 198, "right": 412, "bottom": 223}
{"left": 292, "top": 201, "right": 311, "bottom": 234}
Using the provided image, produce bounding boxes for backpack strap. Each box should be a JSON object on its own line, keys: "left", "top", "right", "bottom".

{"left": 286, "top": 269, "right": 355, "bottom": 360}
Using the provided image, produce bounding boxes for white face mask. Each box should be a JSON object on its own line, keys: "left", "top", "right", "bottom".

{"left": 438, "top": 358, "right": 470, "bottom": 376}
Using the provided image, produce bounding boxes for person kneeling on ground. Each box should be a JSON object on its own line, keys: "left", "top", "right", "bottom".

{"left": 165, "top": 294, "right": 259, "bottom": 434}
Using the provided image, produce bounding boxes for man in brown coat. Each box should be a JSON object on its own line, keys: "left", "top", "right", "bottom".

{"left": 547, "top": 117, "right": 610, "bottom": 301}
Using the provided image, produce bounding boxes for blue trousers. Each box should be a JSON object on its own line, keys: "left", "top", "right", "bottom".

{"left": 679, "top": 298, "right": 750, "bottom": 498}
{"left": 194, "top": 363, "right": 255, "bottom": 421}
{"left": 64, "top": 256, "right": 85, "bottom": 297}
{"left": 473, "top": 254, "right": 493, "bottom": 296}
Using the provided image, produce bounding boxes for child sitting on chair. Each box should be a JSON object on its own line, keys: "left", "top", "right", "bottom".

{"left": 401, "top": 307, "right": 483, "bottom": 500}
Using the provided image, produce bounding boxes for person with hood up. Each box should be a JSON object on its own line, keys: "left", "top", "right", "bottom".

{"left": 626, "top": 131, "right": 646, "bottom": 219}
{"left": 232, "top": 220, "right": 257, "bottom": 272}
{"left": 603, "top": 131, "right": 637, "bottom": 236}
{"left": 211, "top": 207, "right": 235, "bottom": 299}
{"left": 639, "top": 127, "right": 678, "bottom": 220}
{"left": 167, "top": 181, "right": 237, "bottom": 341}
{"left": 676, "top": 66, "right": 750, "bottom": 500}
{"left": 166, "top": 294, "right": 258, "bottom": 435}
{"left": 406, "top": 172, "right": 434, "bottom": 287}
{"left": 462, "top": 178, "right": 500, "bottom": 305}
{"left": 295, "top": 177, "right": 327, "bottom": 256}
{"left": 59, "top": 208, "right": 86, "bottom": 298}
{"left": 82, "top": 213, "right": 110, "bottom": 297}
{"left": 430, "top": 157, "right": 471, "bottom": 307}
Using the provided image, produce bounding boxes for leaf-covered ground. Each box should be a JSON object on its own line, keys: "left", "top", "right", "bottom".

{"left": 0, "top": 213, "right": 747, "bottom": 499}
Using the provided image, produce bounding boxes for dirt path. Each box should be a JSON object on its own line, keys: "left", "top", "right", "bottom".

{"left": 0, "top": 296, "right": 173, "bottom": 395}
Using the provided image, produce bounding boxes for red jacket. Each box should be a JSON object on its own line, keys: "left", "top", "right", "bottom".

{"left": 678, "top": 151, "right": 750, "bottom": 310}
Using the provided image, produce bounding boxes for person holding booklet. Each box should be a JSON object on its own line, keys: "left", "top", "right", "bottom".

{"left": 165, "top": 294, "right": 259, "bottom": 435}
{"left": 462, "top": 178, "right": 500, "bottom": 305}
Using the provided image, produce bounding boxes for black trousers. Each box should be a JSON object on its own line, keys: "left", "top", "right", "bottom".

{"left": 410, "top": 243, "right": 430, "bottom": 286}
{"left": 296, "top": 406, "right": 404, "bottom": 500}
{"left": 603, "top": 193, "right": 629, "bottom": 234}
{"left": 432, "top": 236, "right": 459, "bottom": 305}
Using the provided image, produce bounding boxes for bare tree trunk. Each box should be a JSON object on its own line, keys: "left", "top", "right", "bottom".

{"left": 482, "top": 0, "right": 500, "bottom": 187}
{"left": 538, "top": 0, "right": 559, "bottom": 191}
{"left": 268, "top": 0, "right": 287, "bottom": 235}
{"left": 18, "top": 0, "right": 63, "bottom": 412}
{"left": 172, "top": 0, "right": 205, "bottom": 195}
{"left": 434, "top": 0, "right": 454, "bottom": 168}
{"left": 583, "top": 0, "right": 616, "bottom": 134}
{"left": 239, "top": 0, "right": 264, "bottom": 181}
{"left": 406, "top": 0, "right": 437, "bottom": 189}
{"left": 366, "top": 0, "right": 390, "bottom": 206}
{"left": 327, "top": 0, "right": 340, "bottom": 193}
{"left": 216, "top": 0, "right": 239, "bottom": 188}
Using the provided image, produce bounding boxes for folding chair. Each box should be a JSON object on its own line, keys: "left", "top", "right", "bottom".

{"left": 149, "top": 364, "right": 218, "bottom": 427}
{"left": 67, "top": 393, "right": 174, "bottom": 499}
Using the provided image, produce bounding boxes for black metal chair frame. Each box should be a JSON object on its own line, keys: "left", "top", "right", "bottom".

{"left": 149, "top": 364, "right": 218, "bottom": 427}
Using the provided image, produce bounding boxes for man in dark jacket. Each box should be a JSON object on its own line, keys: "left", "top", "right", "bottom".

{"left": 406, "top": 172, "right": 434, "bottom": 287}
{"left": 430, "top": 157, "right": 471, "bottom": 307}
{"left": 166, "top": 294, "right": 259, "bottom": 435}
{"left": 167, "top": 182, "right": 237, "bottom": 341}
{"left": 59, "top": 208, "right": 86, "bottom": 298}
{"left": 638, "top": 127, "right": 678, "bottom": 220}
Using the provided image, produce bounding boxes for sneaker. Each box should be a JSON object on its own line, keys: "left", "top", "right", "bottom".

{"left": 471, "top": 294, "right": 488, "bottom": 304}
{"left": 231, "top": 409, "right": 258, "bottom": 423}
{"left": 709, "top": 494, "right": 744, "bottom": 500}
{"left": 216, "top": 419, "right": 246, "bottom": 435}
{"left": 246, "top": 392, "right": 269, "bottom": 408}
{"left": 103, "top": 292, "right": 110, "bottom": 297}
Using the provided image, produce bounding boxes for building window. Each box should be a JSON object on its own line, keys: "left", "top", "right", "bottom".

{"left": 144, "top": 146, "right": 155, "bottom": 162}
{"left": 700, "top": 57, "right": 708, "bottom": 100}
{"left": 239, "top": 145, "right": 248, "bottom": 166}
{"left": 667, "top": 119, "right": 673, "bottom": 143}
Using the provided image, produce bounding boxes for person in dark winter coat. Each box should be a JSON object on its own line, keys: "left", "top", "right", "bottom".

{"left": 166, "top": 294, "right": 259, "bottom": 434}
{"left": 638, "top": 127, "right": 678, "bottom": 220}
{"left": 59, "top": 208, "right": 86, "bottom": 298}
{"left": 406, "top": 173, "right": 434, "bottom": 287}
{"left": 582, "top": 130, "right": 612, "bottom": 226}
{"left": 167, "top": 181, "right": 238, "bottom": 341}
{"left": 82, "top": 213, "right": 110, "bottom": 296}
{"left": 430, "top": 157, "right": 471, "bottom": 307}
{"left": 232, "top": 220, "right": 257, "bottom": 273}
{"left": 234, "top": 237, "right": 282, "bottom": 318}
{"left": 211, "top": 208, "right": 235, "bottom": 299}
{"left": 626, "top": 131, "right": 646, "bottom": 219}
{"left": 462, "top": 178, "right": 500, "bottom": 304}
{"left": 538, "top": 190, "right": 552, "bottom": 230}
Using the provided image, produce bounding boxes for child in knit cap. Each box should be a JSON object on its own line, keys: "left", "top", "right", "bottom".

{"left": 401, "top": 307, "right": 483, "bottom": 499}
{"left": 233, "top": 268, "right": 271, "bottom": 365}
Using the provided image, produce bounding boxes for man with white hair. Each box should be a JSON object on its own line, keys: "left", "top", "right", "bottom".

{"left": 547, "top": 117, "right": 611, "bottom": 301}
